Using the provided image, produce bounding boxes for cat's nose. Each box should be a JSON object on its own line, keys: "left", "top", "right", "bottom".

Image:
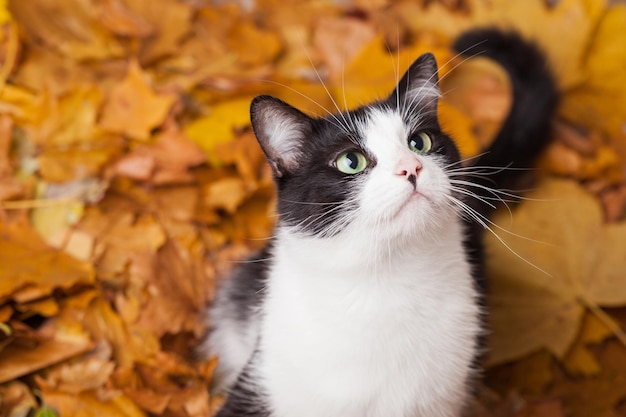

{"left": 395, "top": 157, "right": 422, "bottom": 179}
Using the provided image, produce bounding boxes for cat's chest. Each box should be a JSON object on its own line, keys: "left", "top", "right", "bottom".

{"left": 258, "top": 245, "right": 480, "bottom": 417}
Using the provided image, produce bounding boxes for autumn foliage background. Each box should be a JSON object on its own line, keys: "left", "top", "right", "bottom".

{"left": 0, "top": 0, "right": 626, "bottom": 416}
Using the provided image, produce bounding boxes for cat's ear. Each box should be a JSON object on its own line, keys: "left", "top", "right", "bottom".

{"left": 389, "top": 53, "right": 440, "bottom": 113}
{"left": 250, "top": 95, "right": 313, "bottom": 178}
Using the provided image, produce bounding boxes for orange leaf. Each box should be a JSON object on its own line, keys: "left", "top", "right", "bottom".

{"left": 0, "top": 219, "right": 94, "bottom": 302}
{"left": 99, "top": 61, "right": 175, "bottom": 140}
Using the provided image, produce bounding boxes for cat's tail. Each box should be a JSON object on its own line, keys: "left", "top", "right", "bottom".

{"left": 451, "top": 28, "right": 559, "bottom": 218}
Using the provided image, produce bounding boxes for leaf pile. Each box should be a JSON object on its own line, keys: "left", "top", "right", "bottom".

{"left": 0, "top": 1, "right": 625, "bottom": 416}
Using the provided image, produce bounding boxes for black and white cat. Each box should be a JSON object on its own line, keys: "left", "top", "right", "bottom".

{"left": 202, "top": 29, "right": 557, "bottom": 417}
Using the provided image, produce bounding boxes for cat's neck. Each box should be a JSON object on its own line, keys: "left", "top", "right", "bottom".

{"left": 271, "top": 217, "right": 468, "bottom": 288}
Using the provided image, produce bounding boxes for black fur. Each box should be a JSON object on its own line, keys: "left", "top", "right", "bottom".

{"left": 216, "top": 356, "right": 271, "bottom": 417}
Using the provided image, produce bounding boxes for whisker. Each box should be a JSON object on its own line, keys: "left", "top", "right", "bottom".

{"left": 445, "top": 194, "right": 552, "bottom": 277}
{"left": 299, "top": 40, "right": 354, "bottom": 133}
{"left": 259, "top": 79, "right": 349, "bottom": 133}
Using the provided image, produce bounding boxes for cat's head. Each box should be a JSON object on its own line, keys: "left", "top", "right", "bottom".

{"left": 250, "top": 53, "right": 462, "bottom": 239}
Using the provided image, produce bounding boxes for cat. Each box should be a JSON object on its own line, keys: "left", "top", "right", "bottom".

{"left": 201, "top": 28, "right": 558, "bottom": 417}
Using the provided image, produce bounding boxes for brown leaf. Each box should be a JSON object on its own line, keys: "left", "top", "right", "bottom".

{"left": 485, "top": 179, "right": 626, "bottom": 365}
{"left": 562, "top": 312, "right": 614, "bottom": 376}
{"left": 99, "top": 61, "right": 175, "bottom": 140}
{"left": 0, "top": 381, "right": 38, "bottom": 417}
{"left": 0, "top": 309, "right": 93, "bottom": 384}
{"left": 313, "top": 16, "right": 377, "bottom": 82}
{"left": 8, "top": 0, "right": 125, "bottom": 60}
{"left": 548, "top": 341, "right": 626, "bottom": 417}
{"left": 0, "top": 219, "right": 94, "bottom": 302}
{"left": 97, "top": 0, "right": 153, "bottom": 37}
{"left": 39, "top": 389, "right": 146, "bottom": 417}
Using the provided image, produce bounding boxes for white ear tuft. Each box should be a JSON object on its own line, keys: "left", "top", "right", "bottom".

{"left": 250, "top": 96, "right": 313, "bottom": 178}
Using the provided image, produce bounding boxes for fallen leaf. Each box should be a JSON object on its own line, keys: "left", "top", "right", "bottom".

{"left": 340, "top": 35, "right": 454, "bottom": 110}
{"left": 184, "top": 98, "right": 253, "bottom": 163}
{"left": 99, "top": 61, "right": 175, "bottom": 140}
{"left": 558, "top": 4, "right": 626, "bottom": 139}
{"left": 313, "top": 16, "right": 377, "bottom": 82}
{"left": 8, "top": 0, "right": 124, "bottom": 60}
{"left": 131, "top": 0, "right": 193, "bottom": 64}
{"left": 0, "top": 309, "right": 93, "bottom": 384}
{"left": 562, "top": 311, "right": 614, "bottom": 376}
{"left": 39, "top": 389, "right": 146, "bottom": 417}
{"left": 548, "top": 341, "right": 626, "bottom": 417}
{"left": 97, "top": 0, "right": 153, "bottom": 38}
{"left": 0, "top": 219, "right": 94, "bottom": 303}
{"left": 0, "top": 381, "right": 38, "bottom": 417}
{"left": 485, "top": 178, "right": 626, "bottom": 365}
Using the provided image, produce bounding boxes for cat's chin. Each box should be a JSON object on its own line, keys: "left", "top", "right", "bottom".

{"left": 393, "top": 190, "right": 428, "bottom": 219}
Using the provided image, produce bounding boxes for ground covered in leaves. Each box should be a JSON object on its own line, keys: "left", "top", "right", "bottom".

{"left": 0, "top": 0, "right": 625, "bottom": 416}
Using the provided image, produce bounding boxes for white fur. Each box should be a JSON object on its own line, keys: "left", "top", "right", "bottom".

{"left": 256, "top": 109, "right": 481, "bottom": 417}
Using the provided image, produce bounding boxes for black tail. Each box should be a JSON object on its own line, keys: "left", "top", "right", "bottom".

{"left": 452, "top": 29, "right": 558, "bottom": 293}
{"left": 452, "top": 28, "right": 558, "bottom": 217}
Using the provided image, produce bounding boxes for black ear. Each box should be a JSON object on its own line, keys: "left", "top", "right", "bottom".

{"left": 250, "top": 95, "right": 313, "bottom": 178}
{"left": 388, "top": 53, "right": 440, "bottom": 113}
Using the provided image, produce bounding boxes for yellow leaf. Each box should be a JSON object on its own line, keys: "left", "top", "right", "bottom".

{"left": 559, "top": 4, "right": 626, "bottom": 139}
{"left": 185, "top": 98, "right": 252, "bottom": 164}
{"left": 470, "top": 0, "right": 608, "bottom": 90}
{"left": 336, "top": 36, "right": 451, "bottom": 109}
{"left": 0, "top": 0, "right": 11, "bottom": 24}
{"left": 202, "top": 177, "right": 249, "bottom": 214}
{"left": 563, "top": 312, "right": 614, "bottom": 375}
{"left": 485, "top": 179, "right": 626, "bottom": 366}
{"left": 438, "top": 101, "right": 480, "bottom": 160}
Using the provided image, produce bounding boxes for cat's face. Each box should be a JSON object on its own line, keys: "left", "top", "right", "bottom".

{"left": 251, "top": 54, "right": 462, "bottom": 239}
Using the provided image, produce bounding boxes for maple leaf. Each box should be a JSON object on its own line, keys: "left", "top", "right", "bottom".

{"left": 99, "top": 61, "right": 175, "bottom": 140}
{"left": 484, "top": 178, "right": 626, "bottom": 366}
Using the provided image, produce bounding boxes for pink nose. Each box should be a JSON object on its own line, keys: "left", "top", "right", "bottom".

{"left": 395, "top": 157, "right": 422, "bottom": 178}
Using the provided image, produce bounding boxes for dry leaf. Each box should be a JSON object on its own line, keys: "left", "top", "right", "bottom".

{"left": 562, "top": 312, "right": 614, "bottom": 375}
{"left": 184, "top": 98, "right": 253, "bottom": 163}
{"left": 0, "top": 219, "right": 94, "bottom": 303}
{"left": 548, "top": 341, "right": 626, "bottom": 417}
{"left": 99, "top": 61, "right": 175, "bottom": 140}
{"left": 0, "top": 309, "right": 93, "bottom": 384}
{"left": 337, "top": 36, "right": 451, "bottom": 109}
{"left": 485, "top": 178, "right": 626, "bottom": 365}
{"left": 8, "top": 0, "right": 124, "bottom": 60}
{"left": 559, "top": 4, "right": 626, "bottom": 139}
{"left": 39, "top": 389, "right": 146, "bottom": 417}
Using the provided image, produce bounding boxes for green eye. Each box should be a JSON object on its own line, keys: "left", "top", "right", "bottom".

{"left": 335, "top": 151, "right": 368, "bottom": 174}
{"left": 408, "top": 132, "right": 433, "bottom": 154}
